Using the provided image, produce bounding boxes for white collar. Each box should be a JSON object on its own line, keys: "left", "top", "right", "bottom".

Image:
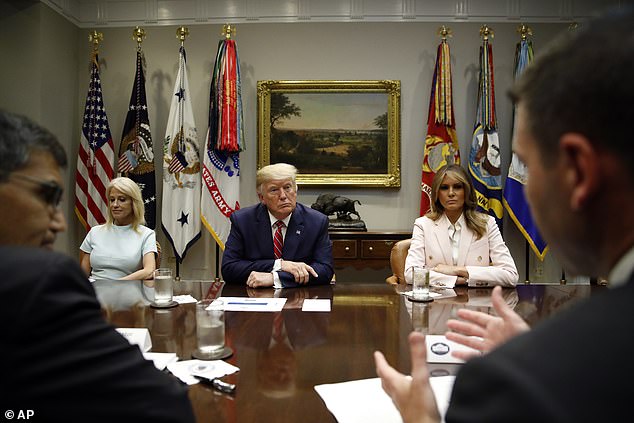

{"left": 608, "top": 244, "right": 634, "bottom": 288}
{"left": 267, "top": 211, "right": 292, "bottom": 228}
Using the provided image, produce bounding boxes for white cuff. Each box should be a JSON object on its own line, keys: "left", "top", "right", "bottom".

{"left": 272, "top": 271, "right": 282, "bottom": 288}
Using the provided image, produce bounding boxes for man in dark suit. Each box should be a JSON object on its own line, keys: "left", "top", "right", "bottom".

{"left": 375, "top": 8, "right": 634, "bottom": 423}
{"left": 0, "top": 110, "right": 194, "bottom": 421}
{"left": 222, "top": 163, "right": 334, "bottom": 288}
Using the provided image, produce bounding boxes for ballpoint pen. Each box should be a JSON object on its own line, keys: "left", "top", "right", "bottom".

{"left": 196, "top": 376, "right": 236, "bottom": 394}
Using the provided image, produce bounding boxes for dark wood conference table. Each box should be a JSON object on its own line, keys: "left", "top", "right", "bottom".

{"left": 95, "top": 280, "right": 602, "bottom": 422}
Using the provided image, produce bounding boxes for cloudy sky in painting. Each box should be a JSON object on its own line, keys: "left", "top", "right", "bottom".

{"left": 277, "top": 92, "right": 387, "bottom": 130}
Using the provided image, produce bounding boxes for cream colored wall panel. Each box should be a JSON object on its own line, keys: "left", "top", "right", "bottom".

{"left": 363, "top": 0, "right": 402, "bottom": 17}
{"left": 468, "top": 0, "right": 508, "bottom": 17}
{"left": 414, "top": 0, "right": 456, "bottom": 17}
{"left": 255, "top": 0, "right": 297, "bottom": 18}
{"left": 105, "top": 0, "right": 146, "bottom": 22}
{"left": 309, "top": 0, "right": 350, "bottom": 18}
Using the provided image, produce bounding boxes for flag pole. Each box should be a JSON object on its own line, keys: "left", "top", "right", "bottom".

{"left": 518, "top": 23, "right": 532, "bottom": 285}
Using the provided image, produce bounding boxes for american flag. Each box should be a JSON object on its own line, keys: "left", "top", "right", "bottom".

{"left": 118, "top": 149, "right": 138, "bottom": 174}
{"left": 75, "top": 54, "right": 115, "bottom": 230}
{"left": 168, "top": 150, "right": 187, "bottom": 174}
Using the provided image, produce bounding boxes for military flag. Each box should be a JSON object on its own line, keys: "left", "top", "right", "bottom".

{"left": 503, "top": 33, "right": 548, "bottom": 259}
{"left": 75, "top": 50, "right": 115, "bottom": 230}
{"left": 162, "top": 43, "right": 201, "bottom": 262}
{"left": 468, "top": 26, "right": 503, "bottom": 229}
{"left": 420, "top": 28, "right": 460, "bottom": 215}
{"left": 118, "top": 46, "right": 156, "bottom": 228}
{"left": 201, "top": 31, "right": 244, "bottom": 250}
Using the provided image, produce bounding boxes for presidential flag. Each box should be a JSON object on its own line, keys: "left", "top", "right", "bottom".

{"left": 201, "top": 37, "right": 244, "bottom": 249}
{"left": 468, "top": 29, "right": 503, "bottom": 229}
{"left": 420, "top": 36, "right": 460, "bottom": 215}
{"left": 503, "top": 37, "right": 547, "bottom": 259}
{"left": 75, "top": 52, "right": 115, "bottom": 230}
{"left": 118, "top": 48, "right": 156, "bottom": 229}
{"left": 162, "top": 45, "right": 201, "bottom": 262}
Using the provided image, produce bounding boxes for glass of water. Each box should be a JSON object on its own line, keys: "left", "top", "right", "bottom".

{"left": 153, "top": 268, "right": 173, "bottom": 305}
{"left": 196, "top": 299, "right": 225, "bottom": 357}
{"left": 411, "top": 266, "right": 430, "bottom": 300}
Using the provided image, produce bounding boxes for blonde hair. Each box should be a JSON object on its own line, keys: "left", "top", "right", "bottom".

{"left": 105, "top": 177, "right": 146, "bottom": 232}
{"left": 426, "top": 164, "right": 487, "bottom": 239}
{"left": 256, "top": 163, "right": 298, "bottom": 193}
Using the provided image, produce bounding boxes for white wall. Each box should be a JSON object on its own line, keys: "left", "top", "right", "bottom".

{"left": 2, "top": 2, "right": 581, "bottom": 282}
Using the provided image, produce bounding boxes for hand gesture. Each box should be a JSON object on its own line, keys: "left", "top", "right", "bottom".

{"left": 445, "top": 286, "right": 530, "bottom": 359}
{"left": 374, "top": 332, "right": 441, "bottom": 423}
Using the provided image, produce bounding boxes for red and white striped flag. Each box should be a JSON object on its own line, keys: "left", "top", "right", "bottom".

{"left": 75, "top": 53, "right": 115, "bottom": 230}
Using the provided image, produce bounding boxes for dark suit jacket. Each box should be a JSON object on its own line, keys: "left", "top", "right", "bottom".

{"left": 446, "top": 273, "right": 634, "bottom": 422}
{"left": 221, "top": 203, "right": 334, "bottom": 287}
{"left": 1, "top": 247, "right": 194, "bottom": 422}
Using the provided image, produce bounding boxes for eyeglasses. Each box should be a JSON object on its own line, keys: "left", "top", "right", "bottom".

{"left": 11, "top": 173, "right": 64, "bottom": 208}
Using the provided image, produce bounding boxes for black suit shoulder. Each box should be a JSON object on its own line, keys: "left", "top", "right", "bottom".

{"left": 447, "top": 280, "right": 634, "bottom": 422}
{"left": 1, "top": 247, "right": 194, "bottom": 422}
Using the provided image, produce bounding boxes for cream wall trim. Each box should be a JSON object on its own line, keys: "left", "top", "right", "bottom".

{"left": 40, "top": 0, "right": 624, "bottom": 28}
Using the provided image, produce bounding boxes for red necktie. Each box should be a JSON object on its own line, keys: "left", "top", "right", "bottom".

{"left": 273, "top": 220, "right": 285, "bottom": 259}
{"left": 272, "top": 312, "right": 284, "bottom": 343}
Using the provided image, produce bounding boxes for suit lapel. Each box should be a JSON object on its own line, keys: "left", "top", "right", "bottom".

{"left": 255, "top": 204, "right": 275, "bottom": 258}
{"left": 457, "top": 222, "right": 474, "bottom": 266}
{"left": 283, "top": 204, "right": 305, "bottom": 258}
{"left": 433, "top": 215, "right": 454, "bottom": 265}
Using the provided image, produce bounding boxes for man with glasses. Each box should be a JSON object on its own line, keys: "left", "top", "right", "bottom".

{"left": 0, "top": 110, "right": 194, "bottom": 421}
{"left": 222, "top": 163, "right": 334, "bottom": 288}
{"left": 0, "top": 112, "right": 66, "bottom": 248}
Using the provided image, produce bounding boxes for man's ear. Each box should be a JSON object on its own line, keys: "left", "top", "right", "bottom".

{"left": 559, "top": 133, "right": 600, "bottom": 211}
{"left": 257, "top": 192, "right": 265, "bottom": 203}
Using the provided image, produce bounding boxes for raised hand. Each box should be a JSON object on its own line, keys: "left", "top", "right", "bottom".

{"left": 374, "top": 332, "right": 441, "bottom": 423}
{"left": 445, "top": 286, "right": 530, "bottom": 359}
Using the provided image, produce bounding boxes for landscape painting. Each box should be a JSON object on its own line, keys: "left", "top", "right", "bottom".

{"left": 257, "top": 80, "right": 401, "bottom": 187}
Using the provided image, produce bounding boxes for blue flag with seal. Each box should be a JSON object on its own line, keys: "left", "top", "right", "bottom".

{"left": 468, "top": 26, "right": 503, "bottom": 229}
{"left": 118, "top": 47, "right": 156, "bottom": 228}
{"left": 503, "top": 36, "right": 548, "bottom": 259}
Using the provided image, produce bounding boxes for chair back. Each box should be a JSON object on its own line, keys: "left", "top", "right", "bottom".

{"left": 385, "top": 238, "right": 411, "bottom": 285}
{"left": 155, "top": 241, "right": 162, "bottom": 268}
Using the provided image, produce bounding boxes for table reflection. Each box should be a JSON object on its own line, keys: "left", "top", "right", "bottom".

{"left": 93, "top": 281, "right": 599, "bottom": 423}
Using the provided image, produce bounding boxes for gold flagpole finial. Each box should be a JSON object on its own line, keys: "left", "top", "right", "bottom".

{"left": 88, "top": 30, "right": 103, "bottom": 52}
{"left": 438, "top": 25, "right": 452, "bottom": 42}
{"left": 176, "top": 26, "right": 189, "bottom": 45}
{"left": 517, "top": 24, "right": 533, "bottom": 40}
{"left": 132, "top": 26, "right": 146, "bottom": 46}
{"left": 479, "top": 24, "right": 494, "bottom": 41}
{"left": 222, "top": 24, "right": 236, "bottom": 39}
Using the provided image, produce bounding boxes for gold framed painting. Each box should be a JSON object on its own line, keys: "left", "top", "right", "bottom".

{"left": 257, "top": 80, "right": 401, "bottom": 187}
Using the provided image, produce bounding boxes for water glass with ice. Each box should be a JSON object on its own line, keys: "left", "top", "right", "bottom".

{"left": 153, "top": 268, "right": 173, "bottom": 305}
{"left": 196, "top": 299, "right": 225, "bottom": 356}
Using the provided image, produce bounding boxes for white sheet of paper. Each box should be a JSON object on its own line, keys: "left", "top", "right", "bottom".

{"left": 429, "top": 375, "right": 456, "bottom": 422}
{"left": 173, "top": 294, "right": 198, "bottom": 304}
{"left": 314, "top": 377, "right": 402, "bottom": 423}
{"left": 220, "top": 296, "right": 287, "bottom": 312}
{"left": 116, "top": 328, "right": 152, "bottom": 352}
{"left": 315, "top": 376, "right": 456, "bottom": 423}
{"left": 167, "top": 359, "right": 239, "bottom": 385}
{"left": 426, "top": 335, "right": 479, "bottom": 364}
{"left": 302, "top": 298, "right": 331, "bottom": 312}
{"left": 143, "top": 352, "right": 179, "bottom": 370}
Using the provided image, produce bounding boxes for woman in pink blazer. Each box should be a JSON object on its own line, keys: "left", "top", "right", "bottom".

{"left": 405, "top": 164, "right": 518, "bottom": 288}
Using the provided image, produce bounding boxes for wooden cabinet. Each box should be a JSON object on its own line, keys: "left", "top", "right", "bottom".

{"left": 329, "top": 230, "right": 411, "bottom": 271}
